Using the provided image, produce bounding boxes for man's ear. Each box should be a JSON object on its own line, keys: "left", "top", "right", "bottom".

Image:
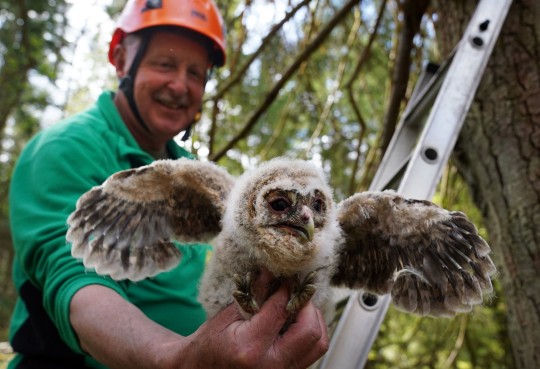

{"left": 112, "top": 44, "right": 127, "bottom": 79}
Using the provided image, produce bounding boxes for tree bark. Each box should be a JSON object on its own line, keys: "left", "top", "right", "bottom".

{"left": 433, "top": 1, "right": 540, "bottom": 368}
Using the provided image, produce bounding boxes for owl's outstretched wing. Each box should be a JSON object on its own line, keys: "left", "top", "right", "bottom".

{"left": 331, "top": 190, "right": 497, "bottom": 317}
{"left": 66, "top": 158, "right": 235, "bottom": 281}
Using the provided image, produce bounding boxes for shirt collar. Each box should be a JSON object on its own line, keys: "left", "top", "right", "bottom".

{"left": 97, "top": 91, "right": 196, "bottom": 166}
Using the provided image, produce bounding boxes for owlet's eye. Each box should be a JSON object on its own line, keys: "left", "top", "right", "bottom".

{"left": 313, "top": 199, "right": 324, "bottom": 213}
{"left": 269, "top": 198, "right": 290, "bottom": 212}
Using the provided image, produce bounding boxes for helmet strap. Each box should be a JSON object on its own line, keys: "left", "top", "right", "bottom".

{"left": 180, "top": 124, "right": 192, "bottom": 141}
{"left": 180, "top": 66, "right": 214, "bottom": 141}
{"left": 119, "top": 30, "right": 152, "bottom": 133}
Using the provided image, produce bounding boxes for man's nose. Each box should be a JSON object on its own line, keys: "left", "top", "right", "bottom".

{"left": 167, "top": 69, "right": 189, "bottom": 94}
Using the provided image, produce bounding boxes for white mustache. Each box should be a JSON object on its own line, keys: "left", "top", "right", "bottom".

{"left": 154, "top": 93, "right": 191, "bottom": 109}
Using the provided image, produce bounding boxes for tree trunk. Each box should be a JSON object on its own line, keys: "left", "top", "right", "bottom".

{"left": 433, "top": 1, "right": 540, "bottom": 368}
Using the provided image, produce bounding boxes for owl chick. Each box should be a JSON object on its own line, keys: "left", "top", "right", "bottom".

{"left": 66, "top": 157, "right": 496, "bottom": 320}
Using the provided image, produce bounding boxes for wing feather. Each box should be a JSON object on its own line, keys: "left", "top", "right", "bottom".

{"left": 66, "top": 158, "right": 235, "bottom": 281}
{"left": 331, "top": 190, "right": 496, "bottom": 317}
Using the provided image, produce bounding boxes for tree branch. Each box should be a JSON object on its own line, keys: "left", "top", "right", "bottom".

{"left": 379, "top": 0, "right": 430, "bottom": 152}
{"left": 346, "top": 0, "right": 388, "bottom": 195}
{"left": 210, "top": 0, "right": 362, "bottom": 162}
{"left": 208, "top": 0, "right": 312, "bottom": 156}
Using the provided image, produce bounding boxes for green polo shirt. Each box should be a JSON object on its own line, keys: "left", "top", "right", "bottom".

{"left": 8, "top": 91, "right": 210, "bottom": 368}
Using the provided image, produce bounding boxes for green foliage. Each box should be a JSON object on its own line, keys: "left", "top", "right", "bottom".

{"left": 0, "top": 1, "right": 516, "bottom": 367}
{"left": 200, "top": 0, "right": 399, "bottom": 194}
{"left": 105, "top": 0, "right": 128, "bottom": 18}
{"left": 0, "top": 0, "right": 71, "bottom": 342}
{"left": 367, "top": 294, "right": 513, "bottom": 369}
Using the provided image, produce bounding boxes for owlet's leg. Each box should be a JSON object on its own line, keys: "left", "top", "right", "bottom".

{"left": 232, "top": 272, "right": 259, "bottom": 315}
{"left": 286, "top": 270, "right": 317, "bottom": 312}
{"left": 277, "top": 271, "right": 318, "bottom": 335}
{"left": 232, "top": 270, "right": 317, "bottom": 318}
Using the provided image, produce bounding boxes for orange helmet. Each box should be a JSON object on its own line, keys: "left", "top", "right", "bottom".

{"left": 108, "top": 0, "right": 226, "bottom": 67}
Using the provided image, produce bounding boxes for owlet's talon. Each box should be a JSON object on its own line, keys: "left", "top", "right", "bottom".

{"left": 286, "top": 271, "right": 317, "bottom": 312}
{"left": 233, "top": 272, "right": 259, "bottom": 315}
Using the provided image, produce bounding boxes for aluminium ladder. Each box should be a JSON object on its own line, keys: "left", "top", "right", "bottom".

{"left": 318, "top": 0, "right": 513, "bottom": 368}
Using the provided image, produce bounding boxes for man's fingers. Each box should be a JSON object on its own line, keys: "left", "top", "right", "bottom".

{"left": 246, "top": 282, "right": 291, "bottom": 344}
{"left": 207, "top": 301, "right": 246, "bottom": 328}
{"left": 275, "top": 302, "right": 329, "bottom": 368}
{"left": 203, "top": 279, "right": 329, "bottom": 369}
{"left": 251, "top": 267, "right": 278, "bottom": 306}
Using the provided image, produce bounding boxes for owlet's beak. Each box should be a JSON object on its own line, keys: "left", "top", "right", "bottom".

{"left": 277, "top": 218, "right": 314, "bottom": 241}
{"left": 305, "top": 217, "right": 314, "bottom": 241}
{"left": 274, "top": 205, "right": 315, "bottom": 241}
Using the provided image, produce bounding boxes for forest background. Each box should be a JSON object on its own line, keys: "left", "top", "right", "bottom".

{"left": 1, "top": 0, "right": 538, "bottom": 368}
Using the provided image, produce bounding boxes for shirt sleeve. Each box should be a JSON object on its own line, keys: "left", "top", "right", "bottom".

{"left": 9, "top": 126, "right": 130, "bottom": 354}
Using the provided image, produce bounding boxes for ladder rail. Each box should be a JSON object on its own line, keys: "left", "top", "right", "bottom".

{"left": 399, "top": 0, "right": 512, "bottom": 199}
{"left": 318, "top": 0, "right": 513, "bottom": 368}
{"left": 369, "top": 60, "right": 446, "bottom": 192}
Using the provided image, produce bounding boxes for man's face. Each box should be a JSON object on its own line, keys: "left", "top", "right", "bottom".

{"left": 122, "top": 31, "right": 209, "bottom": 142}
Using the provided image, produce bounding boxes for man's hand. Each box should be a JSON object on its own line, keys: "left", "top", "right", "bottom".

{"left": 71, "top": 275, "right": 328, "bottom": 369}
{"left": 178, "top": 277, "right": 329, "bottom": 368}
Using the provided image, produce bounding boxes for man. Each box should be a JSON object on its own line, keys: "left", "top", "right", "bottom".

{"left": 7, "top": 1, "right": 329, "bottom": 368}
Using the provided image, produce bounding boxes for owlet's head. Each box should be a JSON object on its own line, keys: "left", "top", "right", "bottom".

{"left": 223, "top": 158, "right": 339, "bottom": 274}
